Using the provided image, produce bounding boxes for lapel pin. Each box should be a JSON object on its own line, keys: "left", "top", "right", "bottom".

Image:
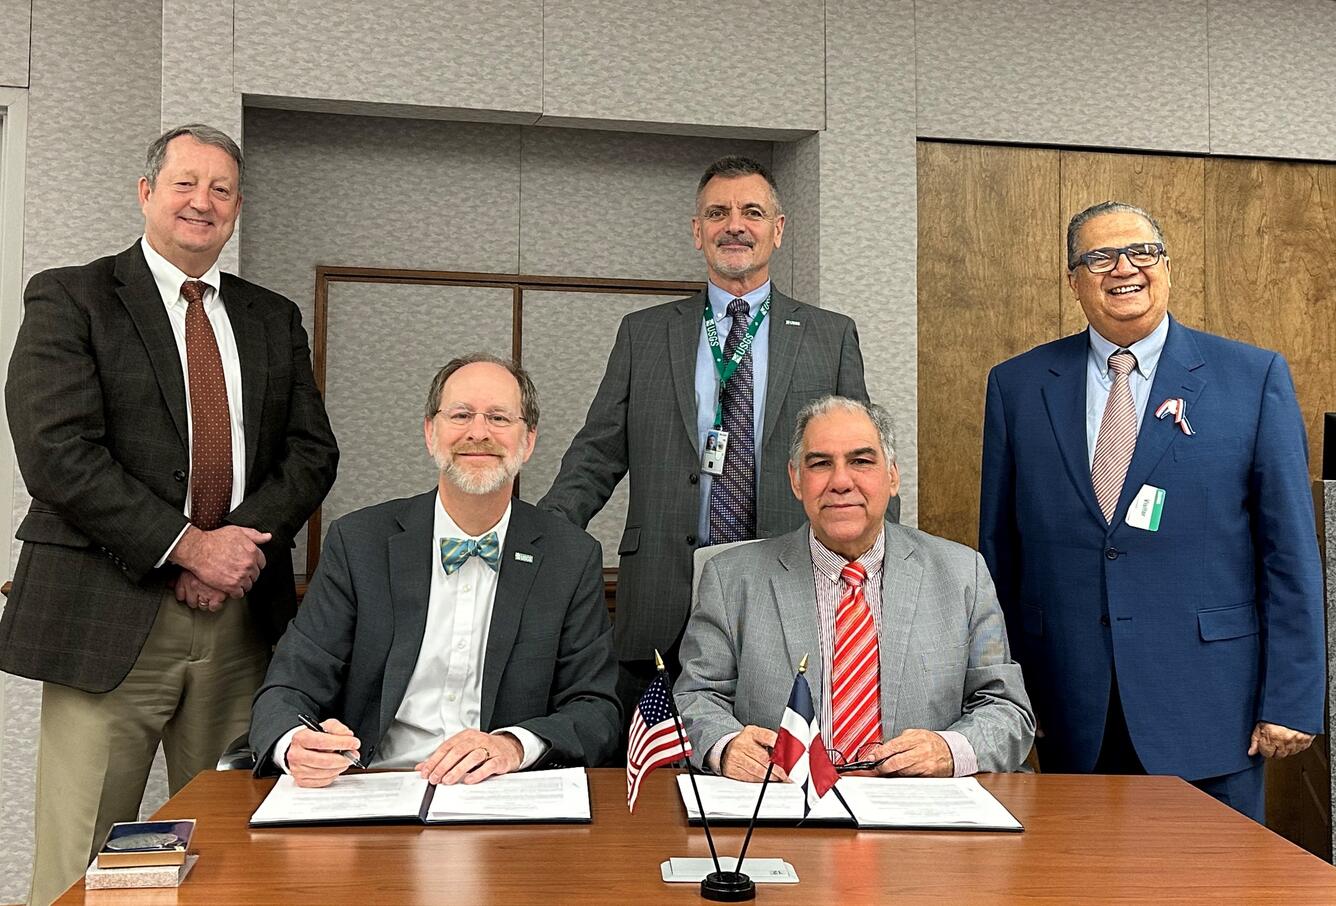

{"left": 785, "top": 319, "right": 801, "bottom": 326}
{"left": 514, "top": 552, "right": 534, "bottom": 563}
{"left": 1155, "top": 398, "right": 1194, "bottom": 435}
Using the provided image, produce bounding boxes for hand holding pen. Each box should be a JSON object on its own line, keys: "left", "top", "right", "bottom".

{"left": 288, "top": 713, "right": 365, "bottom": 788}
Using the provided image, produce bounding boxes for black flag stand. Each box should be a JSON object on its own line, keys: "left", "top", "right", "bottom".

{"left": 656, "top": 650, "right": 755, "bottom": 902}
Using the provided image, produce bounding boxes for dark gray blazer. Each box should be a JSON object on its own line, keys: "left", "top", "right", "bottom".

{"left": 539, "top": 290, "right": 870, "bottom": 661}
{"left": 249, "top": 493, "right": 621, "bottom": 774}
{"left": 0, "top": 242, "right": 338, "bottom": 693}
{"left": 675, "top": 524, "right": 1035, "bottom": 774}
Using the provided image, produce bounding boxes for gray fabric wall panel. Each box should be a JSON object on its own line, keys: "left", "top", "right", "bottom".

{"left": 321, "top": 283, "right": 514, "bottom": 538}
{"left": 1209, "top": 0, "right": 1336, "bottom": 160}
{"left": 5, "top": 1, "right": 165, "bottom": 897}
{"left": 240, "top": 108, "right": 523, "bottom": 326}
{"left": 519, "top": 126, "right": 783, "bottom": 285}
{"left": 771, "top": 133, "right": 820, "bottom": 305}
{"left": 520, "top": 290, "right": 682, "bottom": 565}
{"left": 542, "top": 1, "right": 824, "bottom": 134}
{"left": 821, "top": 0, "right": 919, "bottom": 519}
{"left": 0, "top": 0, "right": 29, "bottom": 87}
{"left": 234, "top": 0, "right": 542, "bottom": 116}
{"left": 915, "top": 0, "right": 1210, "bottom": 154}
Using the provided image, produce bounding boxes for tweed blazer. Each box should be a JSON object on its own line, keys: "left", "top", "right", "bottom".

{"left": 539, "top": 289, "right": 871, "bottom": 660}
{"left": 674, "top": 523, "right": 1035, "bottom": 774}
{"left": 0, "top": 242, "right": 338, "bottom": 692}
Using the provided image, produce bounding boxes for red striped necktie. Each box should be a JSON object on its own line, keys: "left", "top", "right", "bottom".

{"left": 830, "top": 560, "right": 881, "bottom": 760}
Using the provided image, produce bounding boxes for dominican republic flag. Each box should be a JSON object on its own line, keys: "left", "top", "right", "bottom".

{"left": 626, "top": 672, "right": 693, "bottom": 812}
{"left": 770, "top": 671, "right": 839, "bottom": 816}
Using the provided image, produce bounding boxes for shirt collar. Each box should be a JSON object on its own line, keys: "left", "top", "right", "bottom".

{"left": 808, "top": 526, "right": 885, "bottom": 585}
{"left": 707, "top": 280, "right": 771, "bottom": 321}
{"left": 140, "top": 236, "right": 222, "bottom": 310}
{"left": 434, "top": 493, "right": 511, "bottom": 551}
{"left": 1087, "top": 314, "right": 1168, "bottom": 380}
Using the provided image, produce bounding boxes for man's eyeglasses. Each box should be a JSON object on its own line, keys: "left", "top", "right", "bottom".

{"left": 826, "top": 744, "right": 892, "bottom": 775}
{"left": 1070, "top": 242, "right": 1166, "bottom": 274}
{"left": 438, "top": 408, "right": 526, "bottom": 429}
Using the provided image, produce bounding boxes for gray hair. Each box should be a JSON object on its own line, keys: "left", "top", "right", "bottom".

{"left": 424, "top": 352, "right": 540, "bottom": 428}
{"left": 145, "top": 124, "right": 245, "bottom": 188}
{"left": 1066, "top": 200, "right": 1166, "bottom": 270}
{"left": 789, "top": 395, "right": 897, "bottom": 470}
{"left": 696, "top": 155, "right": 783, "bottom": 216}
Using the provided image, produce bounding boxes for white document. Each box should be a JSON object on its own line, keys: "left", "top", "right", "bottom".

{"left": 677, "top": 774, "right": 852, "bottom": 823}
{"left": 837, "top": 776, "right": 1022, "bottom": 831}
{"left": 425, "top": 767, "right": 590, "bottom": 822}
{"left": 660, "top": 858, "right": 798, "bottom": 883}
{"left": 250, "top": 772, "right": 429, "bottom": 825}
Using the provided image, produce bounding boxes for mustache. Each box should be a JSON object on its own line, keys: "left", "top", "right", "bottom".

{"left": 716, "top": 234, "right": 754, "bottom": 248}
{"left": 451, "top": 442, "right": 505, "bottom": 456}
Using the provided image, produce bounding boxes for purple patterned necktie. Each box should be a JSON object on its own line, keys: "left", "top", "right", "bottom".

{"left": 707, "top": 298, "right": 757, "bottom": 544}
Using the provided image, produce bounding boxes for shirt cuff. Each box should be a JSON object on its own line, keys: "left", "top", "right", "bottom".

{"left": 496, "top": 726, "right": 548, "bottom": 770}
{"left": 706, "top": 732, "right": 740, "bottom": 774}
{"left": 156, "top": 523, "right": 192, "bottom": 569}
{"left": 274, "top": 725, "right": 302, "bottom": 774}
{"left": 937, "top": 730, "right": 978, "bottom": 776}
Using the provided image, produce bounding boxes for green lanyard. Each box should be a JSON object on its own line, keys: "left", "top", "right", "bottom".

{"left": 703, "top": 290, "right": 771, "bottom": 428}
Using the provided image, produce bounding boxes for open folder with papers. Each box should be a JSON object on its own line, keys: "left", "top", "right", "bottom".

{"left": 677, "top": 774, "right": 1022, "bottom": 831}
{"left": 250, "top": 767, "right": 591, "bottom": 827}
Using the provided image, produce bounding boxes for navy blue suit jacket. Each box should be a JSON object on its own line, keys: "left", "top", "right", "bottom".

{"left": 979, "top": 316, "right": 1323, "bottom": 780}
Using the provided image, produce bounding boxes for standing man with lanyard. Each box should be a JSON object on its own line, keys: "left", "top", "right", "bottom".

{"left": 541, "top": 156, "right": 872, "bottom": 724}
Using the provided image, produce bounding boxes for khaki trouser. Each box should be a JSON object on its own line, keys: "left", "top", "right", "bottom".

{"left": 28, "top": 591, "right": 267, "bottom": 906}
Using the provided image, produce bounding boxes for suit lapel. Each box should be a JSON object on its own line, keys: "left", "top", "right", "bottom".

{"left": 668, "top": 293, "right": 705, "bottom": 445}
{"left": 220, "top": 274, "right": 268, "bottom": 478}
{"left": 773, "top": 529, "right": 823, "bottom": 685}
{"left": 762, "top": 291, "right": 803, "bottom": 450}
{"left": 113, "top": 244, "right": 189, "bottom": 445}
{"left": 380, "top": 492, "right": 436, "bottom": 739}
{"left": 1040, "top": 333, "right": 1107, "bottom": 525}
{"left": 1114, "top": 318, "right": 1206, "bottom": 526}
{"left": 878, "top": 525, "right": 923, "bottom": 734}
{"left": 480, "top": 501, "right": 543, "bottom": 729}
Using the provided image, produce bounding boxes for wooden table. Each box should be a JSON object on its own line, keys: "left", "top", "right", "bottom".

{"left": 58, "top": 769, "right": 1336, "bottom": 904}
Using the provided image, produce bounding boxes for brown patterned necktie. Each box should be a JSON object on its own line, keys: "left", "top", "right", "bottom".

{"left": 182, "top": 279, "right": 232, "bottom": 530}
{"left": 1091, "top": 349, "right": 1138, "bottom": 523}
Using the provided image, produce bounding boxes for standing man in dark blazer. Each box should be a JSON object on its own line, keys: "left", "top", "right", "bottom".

{"left": 2, "top": 124, "right": 338, "bottom": 904}
{"left": 251, "top": 355, "right": 619, "bottom": 785}
{"left": 540, "top": 156, "right": 872, "bottom": 721}
{"left": 979, "top": 201, "right": 1323, "bottom": 821}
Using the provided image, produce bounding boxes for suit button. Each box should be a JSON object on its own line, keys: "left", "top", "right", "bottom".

{"left": 173, "top": 470, "right": 186, "bottom": 482}
{"left": 686, "top": 534, "right": 697, "bottom": 545}
{"left": 1100, "top": 615, "right": 1111, "bottom": 627}
{"left": 688, "top": 473, "right": 699, "bottom": 485}
{"left": 1105, "top": 547, "right": 1120, "bottom": 560}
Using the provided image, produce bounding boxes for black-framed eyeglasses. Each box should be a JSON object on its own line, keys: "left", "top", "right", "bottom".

{"left": 437, "top": 407, "right": 526, "bottom": 429}
{"left": 1070, "top": 242, "right": 1166, "bottom": 274}
{"left": 826, "top": 744, "right": 892, "bottom": 775}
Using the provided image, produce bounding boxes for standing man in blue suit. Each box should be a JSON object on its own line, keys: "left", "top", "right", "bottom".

{"left": 979, "top": 201, "right": 1323, "bottom": 821}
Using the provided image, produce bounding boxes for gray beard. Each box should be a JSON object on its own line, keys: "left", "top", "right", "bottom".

{"left": 438, "top": 450, "right": 522, "bottom": 495}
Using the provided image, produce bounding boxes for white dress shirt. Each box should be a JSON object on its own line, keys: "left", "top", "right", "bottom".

{"left": 140, "top": 237, "right": 246, "bottom": 565}
{"left": 277, "top": 495, "right": 546, "bottom": 773}
{"left": 1084, "top": 316, "right": 1169, "bottom": 467}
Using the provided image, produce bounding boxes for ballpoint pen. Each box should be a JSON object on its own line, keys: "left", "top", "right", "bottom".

{"left": 296, "top": 712, "right": 366, "bottom": 769}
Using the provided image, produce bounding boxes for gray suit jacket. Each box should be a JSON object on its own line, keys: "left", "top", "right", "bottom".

{"left": 0, "top": 242, "right": 338, "bottom": 692}
{"left": 674, "top": 523, "right": 1035, "bottom": 773}
{"left": 249, "top": 493, "right": 621, "bottom": 774}
{"left": 539, "top": 289, "right": 871, "bottom": 660}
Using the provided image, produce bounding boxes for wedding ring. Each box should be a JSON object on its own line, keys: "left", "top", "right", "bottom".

{"left": 479, "top": 747, "right": 490, "bottom": 761}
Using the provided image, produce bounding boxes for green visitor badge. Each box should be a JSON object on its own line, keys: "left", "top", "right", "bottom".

{"left": 1125, "top": 484, "right": 1165, "bottom": 531}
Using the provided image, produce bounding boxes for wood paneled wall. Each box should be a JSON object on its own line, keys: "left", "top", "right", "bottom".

{"left": 917, "top": 140, "right": 1336, "bottom": 856}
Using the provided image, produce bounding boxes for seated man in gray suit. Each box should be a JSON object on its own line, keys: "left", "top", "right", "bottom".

{"left": 676, "top": 396, "right": 1034, "bottom": 779}
{"left": 251, "top": 354, "right": 620, "bottom": 786}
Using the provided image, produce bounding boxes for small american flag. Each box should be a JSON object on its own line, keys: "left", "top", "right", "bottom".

{"left": 626, "top": 672, "right": 692, "bottom": 812}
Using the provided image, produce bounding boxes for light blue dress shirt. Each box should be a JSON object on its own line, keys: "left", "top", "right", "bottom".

{"left": 695, "top": 281, "right": 771, "bottom": 544}
{"left": 1084, "top": 315, "right": 1169, "bottom": 468}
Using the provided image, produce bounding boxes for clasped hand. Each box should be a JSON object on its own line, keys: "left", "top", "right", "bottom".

{"left": 721, "top": 726, "right": 954, "bottom": 781}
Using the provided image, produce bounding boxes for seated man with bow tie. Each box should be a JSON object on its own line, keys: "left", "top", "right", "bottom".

{"left": 251, "top": 354, "right": 621, "bottom": 786}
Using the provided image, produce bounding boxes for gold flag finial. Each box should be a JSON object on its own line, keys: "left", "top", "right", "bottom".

{"left": 653, "top": 648, "right": 666, "bottom": 672}
{"left": 798, "top": 653, "right": 809, "bottom": 674}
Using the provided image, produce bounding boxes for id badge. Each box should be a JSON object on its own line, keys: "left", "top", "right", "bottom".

{"left": 701, "top": 429, "right": 728, "bottom": 475}
{"left": 1125, "top": 484, "right": 1165, "bottom": 531}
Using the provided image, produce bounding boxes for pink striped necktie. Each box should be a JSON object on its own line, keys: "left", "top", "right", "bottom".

{"left": 1091, "top": 349, "right": 1138, "bottom": 523}
{"left": 830, "top": 561, "right": 881, "bottom": 760}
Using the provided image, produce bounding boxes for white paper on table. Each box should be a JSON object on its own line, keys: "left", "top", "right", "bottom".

{"left": 425, "top": 767, "right": 590, "bottom": 822}
{"left": 250, "top": 772, "right": 429, "bottom": 825}
{"left": 836, "top": 776, "right": 1023, "bottom": 831}
{"left": 660, "top": 858, "right": 799, "bottom": 883}
{"left": 676, "top": 774, "right": 851, "bottom": 822}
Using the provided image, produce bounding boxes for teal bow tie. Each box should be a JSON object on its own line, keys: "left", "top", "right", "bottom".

{"left": 439, "top": 532, "right": 501, "bottom": 575}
